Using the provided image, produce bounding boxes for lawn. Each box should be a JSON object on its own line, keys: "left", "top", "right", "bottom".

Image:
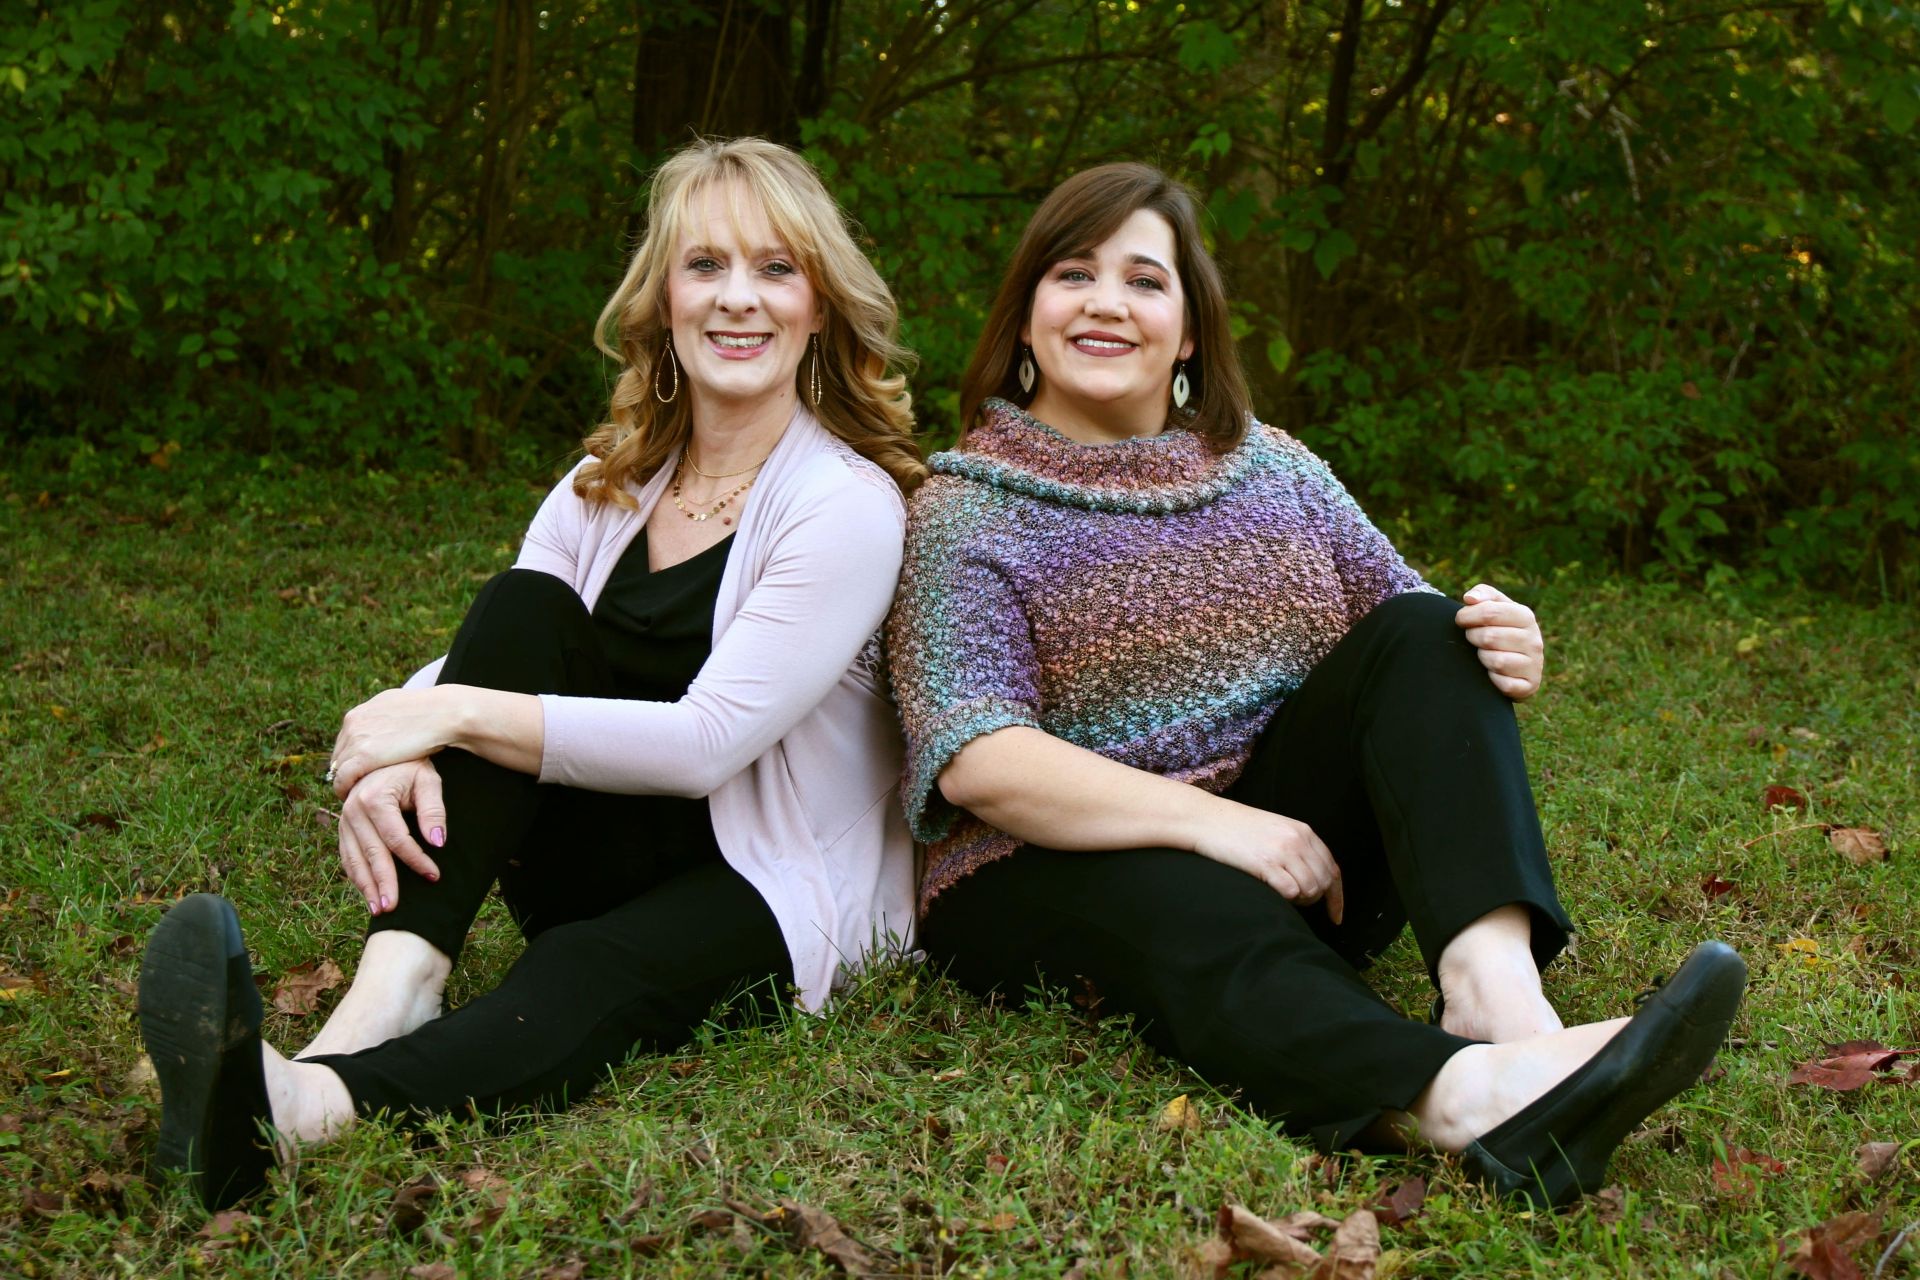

{"left": 3, "top": 461, "right": 1917, "bottom": 1278}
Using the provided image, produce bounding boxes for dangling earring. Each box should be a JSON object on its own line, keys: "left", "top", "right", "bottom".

{"left": 653, "top": 339, "right": 679, "bottom": 404}
{"left": 1171, "top": 359, "right": 1191, "bottom": 410}
{"left": 1017, "top": 345, "right": 1036, "bottom": 395}
{"left": 808, "top": 333, "right": 823, "bottom": 404}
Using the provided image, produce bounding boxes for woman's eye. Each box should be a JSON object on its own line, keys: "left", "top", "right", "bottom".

{"left": 763, "top": 260, "right": 796, "bottom": 276}
{"left": 1059, "top": 268, "right": 1092, "bottom": 283}
{"left": 1130, "top": 276, "right": 1164, "bottom": 291}
{"left": 689, "top": 257, "right": 720, "bottom": 272}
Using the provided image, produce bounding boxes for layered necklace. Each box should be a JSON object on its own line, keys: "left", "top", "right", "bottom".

{"left": 670, "top": 447, "right": 772, "bottom": 525}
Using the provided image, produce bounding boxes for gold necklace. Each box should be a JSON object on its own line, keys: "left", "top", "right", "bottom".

{"left": 685, "top": 447, "right": 773, "bottom": 479}
{"left": 670, "top": 457, "right": 754, "bottom": 525}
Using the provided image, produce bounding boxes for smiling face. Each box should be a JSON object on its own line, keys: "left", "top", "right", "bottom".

{"left": 1021, "top": 207, "right": 1194, "bottom": 442}
{"left": 666, "top": 181, "right": 822, "bottom": 414}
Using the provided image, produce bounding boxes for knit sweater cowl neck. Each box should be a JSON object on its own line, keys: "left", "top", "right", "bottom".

{"left": 888, "top": 397, "right": 1434, "bottom": 914}
{"left": 932, "top": 398, "right": 1264, "bottom": 514}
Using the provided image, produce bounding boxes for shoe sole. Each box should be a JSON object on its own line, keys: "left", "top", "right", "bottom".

{"left": 138, "top": 893, "right": 273, "bottom": 1210}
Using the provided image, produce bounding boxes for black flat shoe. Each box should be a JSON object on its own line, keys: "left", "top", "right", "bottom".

{"left": 138, "top": 893, "right": 276, "bottom": 1211}
{"left": 1458, "top": 940, "right": 1746, "bottom": 1209}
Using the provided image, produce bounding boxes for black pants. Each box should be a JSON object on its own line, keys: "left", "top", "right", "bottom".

{"left": 923, "top": 591, "right": 1574, "bottom": 1151}
{"left": 304, "top": 570, "right": 793, "bottom": 1119}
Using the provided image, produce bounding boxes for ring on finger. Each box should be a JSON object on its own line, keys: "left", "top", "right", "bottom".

{"left": 325, "top": 760, "right": 339, "bottom": 784}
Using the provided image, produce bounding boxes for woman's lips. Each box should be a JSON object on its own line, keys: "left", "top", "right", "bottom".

{"left": 708, "top": 332, "right": 772, "bottom": 359}
{"left": 1069, "top": 333, "right": 1137, "bottom": 357}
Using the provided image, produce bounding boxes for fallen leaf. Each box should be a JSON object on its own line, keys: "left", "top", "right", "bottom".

{"left": 1764, "top": 785, "right": 1809, "bottom": 812}
{"left": 408, "top": 1266, "right": 458, "bottom": 1280}
{"left": 1712, "top": 1147, "right": 1786, "bottom": 1196}
{"left": 985, "top": 1151, "right": 1011, "bottom": 1175}
{"left": 1781, "top": 1209, "right": 1882, "bottom": 1280}
{"left": 1828, "top": 828, "right": 1888, "bottom": 866}
{"left": 1701, "top": 875, "right": 1738, "bottom": 900}
{"left": 1591, "top": 1186, "right": 1627, "bottom": 1226}
{"left": 976, "top": 1211, "right": 1018, "bottom": 1232}
{"left": 774, "top": 1199, "right": 885, "bottom": 1276}
{"left": 271, "top": 958, "right": 345, "bottom": 1016}
{"left": 1370, "top": 1176, "right": 1426, "bottom": 1226}
{"left": 22, "top": 1187, "right": 67, "bottom": 1217}
{"left": 197, "top": 1209, "right": 256, "bottom": 1244}
{"left": 1855, "top": 1142, "right": 1901, "bottom": 1180}
{"left": 610, "top": 1177, "right": 658, "bottom": 1225}
{"left": 1193, "top": 1237, "right": 1235, "bottom": 1278}
{"left": 1311, "top": 1209, "right": 1381, "bottom": 1280}
{"left": 75, "top": 811, "right": 125, "bottom": 834}
{"left": 1157, "top": 1094, "right": 1202, "bottom": 1133}
{"left": 1777, "top": 938, "right": 1825, "bottom": 968}
{"left": 263, "top": 751, "right": 325, "bottom": 773}
{"left": 1788, "top": 1044, "right": 1916, "bottom": 1091}
{"left": 1216, "top": 1204, "right": 1322, "bottom": 1269}
{"left": 387, "top": 1176, "right": 439, "bottom": 1236}
{"left": 457, "top": 1167, "right": 512, "bottom": 1203}
{"left": 688, "top": 1207, "right": 733, "bottom": 1232}
{"left": 537, "top": 1260, "right": 586, "bottom": 1280}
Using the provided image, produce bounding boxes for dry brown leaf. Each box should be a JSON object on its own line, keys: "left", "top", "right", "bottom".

{"left": 457, "top": 1167, "right": 511, "bottom": 1205}
{"left": 1829, "top": 827, "right": 1888, "bottom": 866}
{"left": 1855, "top": 1141, "right": 1901, "bottom": 1180}
{"left": 1370, "top": 1176, "right": 1426, "bottom": 1226}
{"left": 1591, "top": 1186, "right": 1627, "bottom": 1226}
{"left": 1310, "top": 1209, "right": 1380, "bottom": 1280}
{"left": 197, "top": 1209, "right": 256, "bottom": 1245}
{"left": 1781, "top": 1209, "right": 1882, "bottom": 1280}
{"left": 537, "top": 1260, "right": 586, "bottom": 1280}
{"left": 1217, "top": 1204, "right": 1322, "bottom": 1270}
{"left": 408, "top": 1265, "right": 458, "bottom": 1280}
{"left": 1158, "top": 1093, "right": 1203, "bottom": 1133}
{"left": 1191, "top": 1237, "right": 1235, "bottom": 1279}
{"left": 774, "top": 1199, "right": 884, "bottom": 1276}
{"left": 387, "top": 1176, "right": 439, "bottom": 1236}
{"left": 1788, "top": 1045, "right": 1915, "bottom": 1091}
{"left": 1712, "top": 1147, "right": 1786, "bottom": 1196}
{"left": 271, "top": 958, "right": 345, "bottom": 1016}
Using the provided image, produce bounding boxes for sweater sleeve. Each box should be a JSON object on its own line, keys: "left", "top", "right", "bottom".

{"left": 1271, "top": 428, "right": 1432, "bottom": 625}
{"left": 534, "top": 476, "right": 905, "bottom": 796}
{"left": 886, "top": 481, "right": 1043, "bottom": 843}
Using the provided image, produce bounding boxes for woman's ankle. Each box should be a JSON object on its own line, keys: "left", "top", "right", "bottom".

{"left": 263, "top": 1045, "right": 355, "bottom": 1146}
{"left": 296, "top": 930, "right": 450, "bottom": 1059}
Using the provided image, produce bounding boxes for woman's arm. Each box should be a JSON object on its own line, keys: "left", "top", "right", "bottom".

{"left": 942, "top": 726, "right": 1343, "bottom": 919}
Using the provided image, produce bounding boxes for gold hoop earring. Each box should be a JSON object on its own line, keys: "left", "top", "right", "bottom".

{"left": 653, "top": 340, "right": 679, "bottom": 404}
{"left": 808, "top": 334, "right": 823, "bottom": 405}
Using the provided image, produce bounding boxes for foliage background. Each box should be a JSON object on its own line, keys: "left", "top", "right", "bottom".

{"left": 4, "top": 0, "right": 1917, "bottom": 592}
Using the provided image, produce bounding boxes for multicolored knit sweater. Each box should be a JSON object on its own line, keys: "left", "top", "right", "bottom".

{"left": 887, "top": 398, "right": 1433, "bottom": 912}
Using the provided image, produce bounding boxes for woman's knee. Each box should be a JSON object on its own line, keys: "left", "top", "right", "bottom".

{"left": 442, "top": 569, "right": 602, "bottom": 691}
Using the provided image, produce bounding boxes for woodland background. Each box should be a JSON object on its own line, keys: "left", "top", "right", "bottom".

{"left": 4, "top": 0, "right": 1918, "bottom": 593}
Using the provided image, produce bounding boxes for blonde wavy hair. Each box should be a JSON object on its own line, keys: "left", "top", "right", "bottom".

{"left": 576, "top": 137, "right": 925, "bottom": 503}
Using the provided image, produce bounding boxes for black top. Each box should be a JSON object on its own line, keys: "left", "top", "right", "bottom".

{"left": 590, "top": 526, "right": 734, "bottom": 854}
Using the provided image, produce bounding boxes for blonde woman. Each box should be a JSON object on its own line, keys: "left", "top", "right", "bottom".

{"left": 137, "top": 138, "right": 925, "bottom": 1211}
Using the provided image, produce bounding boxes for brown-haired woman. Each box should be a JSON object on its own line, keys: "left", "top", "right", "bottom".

{"left": 138, "top": 137, "right": 924, "bottom": 1211}
{"left": 888, "top": 162, "right": 1744, "bottom": 1207}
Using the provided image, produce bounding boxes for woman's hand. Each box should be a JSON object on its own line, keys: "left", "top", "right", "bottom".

{"left": 329, "top": 687, "right": 459, "bottom": 798}
{"left": 1456, "top": 583, "right": 1544, "bottom": 701}
{"left": 1189, "top": 798, "right": 1345, "bottom": 924}
{"left": 338, "top": 758, "right": 446, "bottom": 914}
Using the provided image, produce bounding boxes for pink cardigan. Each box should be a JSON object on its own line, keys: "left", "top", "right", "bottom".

{"left": 407, "top": 406, "right": 914, "bottom": 1009}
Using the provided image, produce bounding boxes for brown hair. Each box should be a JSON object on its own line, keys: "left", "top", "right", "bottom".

{"left": 577, "top": 137, "right": 926, "bottom": 505}
{"left": 958, "top": 163, "right": 1252, "bottom": 450}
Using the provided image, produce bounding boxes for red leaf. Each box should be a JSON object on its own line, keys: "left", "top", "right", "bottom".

{"left": 1825, "top": 1039, "right": 1891, "bottom": 1056}
{"left": 1701, "top": 875, "right": 1739, "bottom": 900}
{"left": 1712, "top": 1147, "right": 1785, "bottom": 1196}
{"left": 1781, "top": 1210, "right": 1882, "bottom": 1280}
{"left": 1855, "top": 1142, "right": 1900, "bottom": 1180}
{"left": 1764, "top": 785, "right": 1809, "bottom": 812}
{"left": 1788, "top": 1046, "right": 1916, "bottom": 1091}
{"left": 985, "top": 1152, "right": 1011, "bottom": 1175}
{"left": 1371, "top": 1175, "right": 1427, "bottom": 1226}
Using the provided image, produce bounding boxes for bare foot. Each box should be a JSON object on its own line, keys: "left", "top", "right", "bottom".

{"left": 1436, "top": 905, "right": 1564, "bottom": 1042}
{"left": 296, "top": 931, "right": 450, "bottom": 1059}
{"left": 1408, "top": 1015, "right": 1633, "bottom": 1151}
{"left": 262, "top": 1043, "right": 356, "bottom": 1146}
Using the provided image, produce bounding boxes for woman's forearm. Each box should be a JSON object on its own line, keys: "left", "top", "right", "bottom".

{"left": 441, "top": 684, "right": 545, "bottom": 776}
{"left": 938, "top": 725, "right": 1223, "bottom": 852}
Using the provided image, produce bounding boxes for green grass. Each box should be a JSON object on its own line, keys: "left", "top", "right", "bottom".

{"left": 3, "top": 461, "right": 1918, "bottom": 1278}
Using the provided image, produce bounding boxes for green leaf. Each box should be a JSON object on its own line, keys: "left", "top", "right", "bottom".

{"left": 1312, "top": 230, "right": 1357, "bottom": 280}
{"left": 1266, "top": 333, "right": 1294, "bottom": 376}
{"left": 1884, "top": 85, "right": 1919, "bottom": 136}
{"left": 178, "top": 333, "right": 205, "bottom": 356}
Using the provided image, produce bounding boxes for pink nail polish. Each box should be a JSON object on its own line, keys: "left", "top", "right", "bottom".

{"left": 367, "top": 898, "right": 378, "bottom": 914}
{"left": 427, "top": 871, "right": 440, "bottom": 882}
{"left": 380, "top": 894, "right": 393, "bottom": 911}
{"left": 429, "top": 827, "right": 445, "bottom": 848}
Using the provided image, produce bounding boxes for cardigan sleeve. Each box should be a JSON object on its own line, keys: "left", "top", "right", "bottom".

{"left": 885, "top": 480, "right": 1043, "bottom": 843}
{"left": 1270, "top": 427, "right": 1432, "bottom": 625}
{"left": 533, "top": 475, "right": 905, "bottom": 796}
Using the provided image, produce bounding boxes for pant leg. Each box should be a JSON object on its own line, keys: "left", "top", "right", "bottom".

{"left": 308, "top": 856, "right": 793, "bottom": 1118}
{"left": 923, "top": 846, "right": 1474, "bottom": 1152}
{"left": 370, "top": 569, "right": 683, "bottom": 960}
{"left": 1225, "top": 590, "right": 1573, "bottom": 976}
